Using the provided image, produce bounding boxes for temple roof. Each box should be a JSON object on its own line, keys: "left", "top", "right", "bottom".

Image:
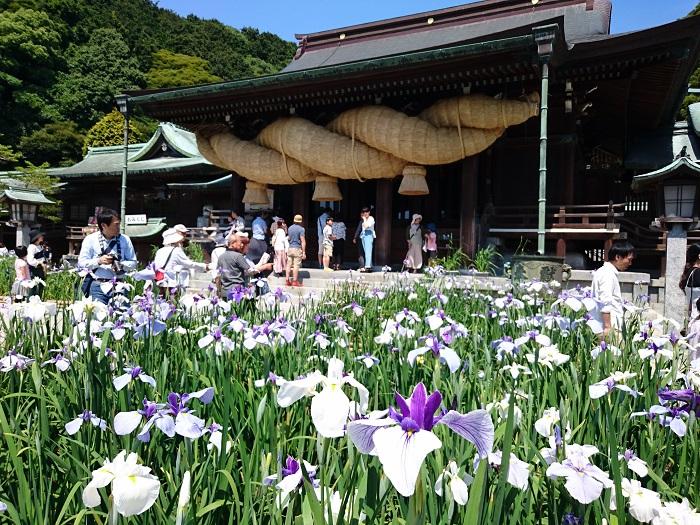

{"left": 284, "top": 0, "right": 611, "bottom": 72}
{"left": 53, "top": 123, "right": 226, "bottom": 179}
{"left": 0, "top": 187, "right": 54, "bottom": 205}
{"left": 631, "top": 155, "right": 700, "bottom": 190}
{"left": 626, "top": 103, "right": 700, "bottom": 171}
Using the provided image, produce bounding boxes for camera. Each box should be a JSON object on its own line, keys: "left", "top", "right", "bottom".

{"left": 111, "top": 254, "right": 123, "bottom": 273}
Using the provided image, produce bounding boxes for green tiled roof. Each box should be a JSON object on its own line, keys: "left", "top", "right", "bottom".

{"left": 631, "top": 156, "right": 700, "bottom": 190}
{"left": 129, "top": 122, "right": 200, "bottom": 161}
{"left": 128, "top": 35, "right": 535, "bottom": 106}
{"left": 0, "top": 188, "right": 54, "bottom": 205}
{"left": 54, "top": 123, "right": 222, "bottom": 179}
{"left": 125, "top": 217, "right": 167, "bottom": 238}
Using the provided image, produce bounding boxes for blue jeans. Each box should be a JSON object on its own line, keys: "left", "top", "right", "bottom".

{"left": 89, "top": 281, "right": 111, "bottom": 304}
{"left": 361, "top": 233, "right": 374, "bottom": 269}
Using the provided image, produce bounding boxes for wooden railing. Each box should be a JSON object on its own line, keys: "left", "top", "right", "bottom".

{"left": 489, "top": 202, "right": 625, "bottom": 233}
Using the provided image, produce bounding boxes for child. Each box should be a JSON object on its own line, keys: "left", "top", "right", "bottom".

{"left": 11, "top": 246, "right": 32, "bottom": 301}
{"left": 424, "top": 223, "right": 438, "bottom": 262}
{"left": 271, "top": 219, "right": 289, "bottom": 276}
{"left": 322, "top": 216, "right": 335, "bottom": 271}
{"left": 687, "top": 297, "right": 700, "bottom": 361}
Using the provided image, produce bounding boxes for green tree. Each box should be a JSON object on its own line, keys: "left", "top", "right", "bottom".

{"left": 0, "top": 8, "right": 64, "bottom": 143}
{"left": 51, "top": 28, "right": 145, "bottom": 127}
{"left": 82, "top": 109, "right": 150, "bottom": 154}
{"left": 680, "top": 2, "right": 700, "bottom": 119}
{"left": 0, "top": 143, "right": 22, "bottom": 169}
{"left": 241, "top": 27, "right": 296, "bottom": 71}
{"left": 145, "top": 49, "right": 222, "bottom": 88}
{"left": 19, "top": 121, "right": 85, "bottom": 166}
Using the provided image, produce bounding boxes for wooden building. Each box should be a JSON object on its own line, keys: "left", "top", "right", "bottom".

{"left": 125, "top": 0, "right": 700, "bottom": 273}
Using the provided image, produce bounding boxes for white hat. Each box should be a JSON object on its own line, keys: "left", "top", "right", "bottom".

{"left": 162, "top": 227, "right": 184, "bottom": 246}
{"left": 412, "top": 214, "right": 423, "bottom": 221}
{"left": 173, "top": 224, "right": 189, "bottom": 234}
{"left": 272, "top": 216, "right": 282, "bottom": 222}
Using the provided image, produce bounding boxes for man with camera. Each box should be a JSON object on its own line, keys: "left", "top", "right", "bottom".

{"left": 78, "top": 208, "right": 137, "bottom": 303}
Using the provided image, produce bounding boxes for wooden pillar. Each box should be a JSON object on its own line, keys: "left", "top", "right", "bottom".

{"left": 556, "top": 238, "right": 567, "bottom": 257}
{"left": 230, "top": 173, "right": 244, "bottom": 211}
{"left": 375, "top": 179, "right": 392, "bottom": 266}
{"left": 293, "top": 183, "right": 310, "bottom": 223}
{"left": 604, "top": 237, "right": 613, "bottom": 255}
{"left": 460, "top": 156, "right": 478, "bottom": 256}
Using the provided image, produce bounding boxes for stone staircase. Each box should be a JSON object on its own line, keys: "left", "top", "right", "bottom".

{"left": 186, "top": 267, "right": 424, "bottom": 301}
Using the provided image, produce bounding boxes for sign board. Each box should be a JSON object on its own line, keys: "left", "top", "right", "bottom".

{"left": 125, "top": 214, "right": 147, "bottom": 225}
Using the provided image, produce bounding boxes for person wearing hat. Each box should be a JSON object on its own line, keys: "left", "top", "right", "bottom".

{"left": 285, "top": 214, "right": 306, "bottom": 286}
{"left": 153, "top": 225, "right": 208, "bottom": 293}
{"left": 209, "top": 231, "right": 228, "bottom": 281}
{"left": 404, "top": 214, "right": 423, "bottom": 272}
{"left": 78, "top": 207, "right": 137, "bottom": 303}
{"left": 27, "top": 231, "right": 50, "bottom": 297}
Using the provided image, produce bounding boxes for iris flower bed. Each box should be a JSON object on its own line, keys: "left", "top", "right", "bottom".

{"left": 0, "top": 273, "right": 698, "bottom": 524}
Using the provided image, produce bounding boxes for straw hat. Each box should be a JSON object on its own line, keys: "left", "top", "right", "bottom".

{"left": 30, "top": 231, "right": 45, "bottom": 244}
{"left": 162, "top": 227, "right": 184, "bottom": 246}
{"left": 293, "top": 214, "right": 303, "bottom": 223}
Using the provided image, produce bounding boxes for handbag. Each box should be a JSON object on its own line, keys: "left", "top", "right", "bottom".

{"left": 154, "top": 247, "right": 176, "bottom": 282}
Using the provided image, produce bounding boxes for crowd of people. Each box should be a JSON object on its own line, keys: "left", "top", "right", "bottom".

{"left": 0, "top": 204, "right": 446, "bottom": 304}
{"left": 7, "top": 231, "right": 52, "bottom": 301}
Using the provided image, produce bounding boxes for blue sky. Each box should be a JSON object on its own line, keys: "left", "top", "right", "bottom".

{"left": 156, "top": 0, "right": 697, "bottom": 42}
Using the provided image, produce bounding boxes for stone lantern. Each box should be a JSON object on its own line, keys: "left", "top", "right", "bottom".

{"left": 632, "top": 153, "right": 700, "bottom": 323}
{"left": 0, "top": 188, "right": 54, "bottom": 246}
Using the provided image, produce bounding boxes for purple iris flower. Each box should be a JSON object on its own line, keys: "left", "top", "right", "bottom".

{"left": 113, "top": 365, "right": 156, "bottom": 391}
{"left": 0, "top": 350, "right": 35, "bottom": 372}
{"left": 658, "top": 387, "right": 700, "bottom": 417}
{"left": 65, "top": 409, "right": 107, "bottom": 435}
{"left": 562, "top": 514, "right": 582, "bottom": 525}
{"left": 114, "top": 387, "right": 215, "bottom": 441}
{"left": 347, "top": 382, "right": 493, "bottom": 497}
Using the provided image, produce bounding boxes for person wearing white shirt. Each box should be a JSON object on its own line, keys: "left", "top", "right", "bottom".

{"left": 27, "top": 231, "right": 50, "bottom": 297}
{"left": 591, "top": 241, "right": 635, "bottom": 338}
{"left": 316, "top": 208, "right": 330, "bottom": 268}
{"left": 78, "top": 208, "right": 137, "bottom": 303}
{"left": 228, "top": 211, "right": 245, "bottom": 233}
{"left": 359, "top": 207, "right": 376, "bottom": 272}
{"left": 271, "top": 218, "right": 289, "bottom": 276}
{"left": 210, "top": 232, "right": 228, "bottom": 281}
{"left": 153, "top": 224, "right": 208, "bottom": 292}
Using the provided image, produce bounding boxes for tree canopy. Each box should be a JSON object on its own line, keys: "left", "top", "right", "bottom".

{"left": 145, "top": 49, "right": 221, "bottom": 89}
{"left": 680, "top": 2, "right": 700, "bottom": 119}
{"left": 0, "top": 0, "right": 296, "bottom": 170}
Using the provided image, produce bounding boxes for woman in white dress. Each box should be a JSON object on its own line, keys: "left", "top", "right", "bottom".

{"left": 404, "top": 214, "right": 423, "bottom": 272}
